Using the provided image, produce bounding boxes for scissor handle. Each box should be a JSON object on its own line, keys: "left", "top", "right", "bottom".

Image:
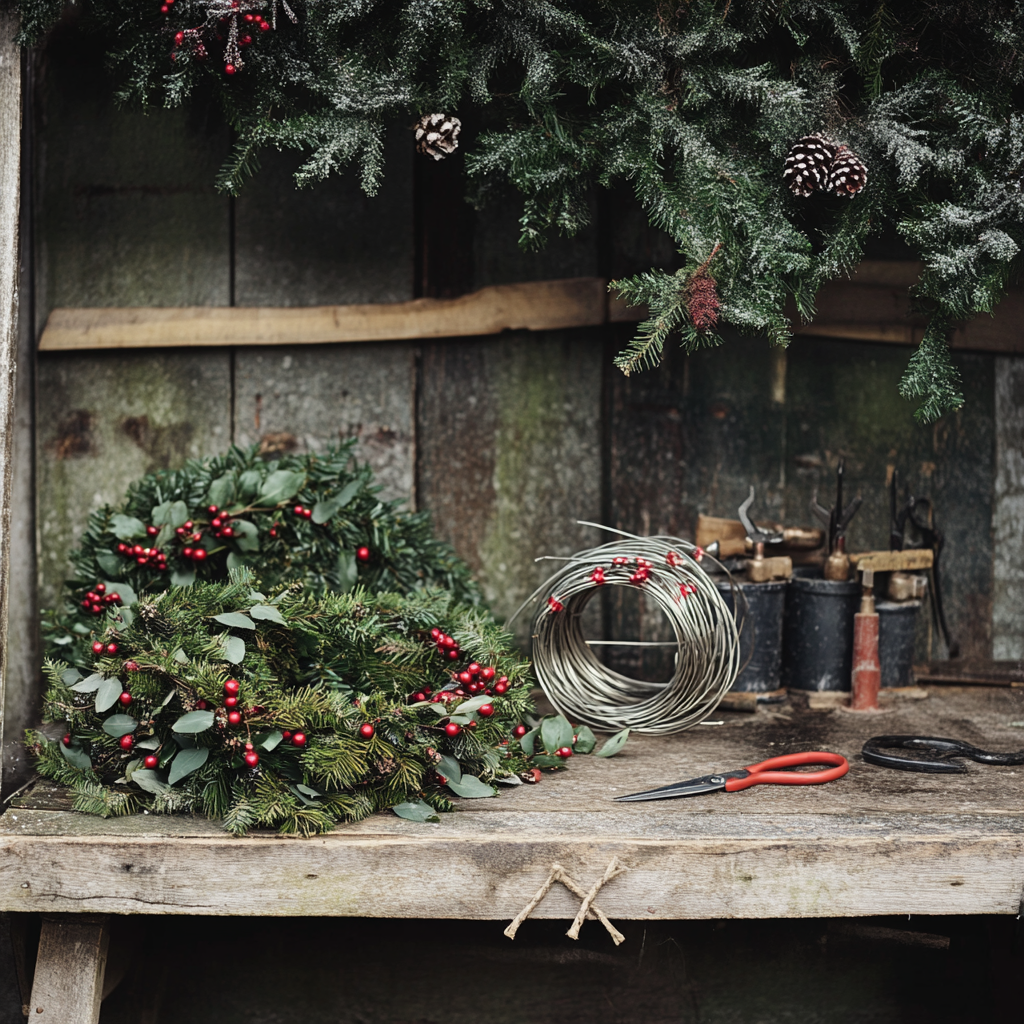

{"left": 724, "top": 751, "right": 849, "bottom": 791}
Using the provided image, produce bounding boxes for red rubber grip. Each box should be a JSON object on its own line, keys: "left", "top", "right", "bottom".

{"left": 724, "top": 751, "right": 849, "bottom": 791}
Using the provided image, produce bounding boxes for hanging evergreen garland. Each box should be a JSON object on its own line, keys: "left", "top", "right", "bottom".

{"left": 15, "top": 1, "right": 1024, "bottom": 421}
{"left": 44, "top": 442, "right": 480, "bottom": 668}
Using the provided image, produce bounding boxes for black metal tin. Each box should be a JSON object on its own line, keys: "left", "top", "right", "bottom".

{"left": 716, "top": 580, "right": 787, "bottom": 692}
{"left": 782, "top": 577, "right": 860, "bottom": 691}
{"left": 877, "top": 600, "right": 921, "bottom": 688}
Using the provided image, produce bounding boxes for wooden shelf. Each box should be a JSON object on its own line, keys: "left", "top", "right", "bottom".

{"left": 1, "top": 686, "right": 1021, "bottom": 921}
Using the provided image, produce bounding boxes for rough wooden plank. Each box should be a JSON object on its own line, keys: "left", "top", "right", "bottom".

{"left": 35, "top": 351, "right": 232, "bottom": 609}
{"left": 28, "top": 914, "right": 108, "bottom": 1023}
{"left": 993, "top": 356, "right": 1024, "bottom": 660}
{"left": 417, "top": 330, "right": 603, "bottom": 643}
{"left": 232, "top": 343, "right": 415, "bottom": 503}
{"left": 0, "top": 11, "right": 22, "bottom": 800}
{"left": 33, "top": 26, "right": 231, "bottom": 328}
{"left": 38, "top": 278, "right": 610, "bottom": 351}
{"left": 235, "top": 129, "right": 414, "bottom": 307}
{"left": 1, "top": 689, "right": 1022, "bottom": 920}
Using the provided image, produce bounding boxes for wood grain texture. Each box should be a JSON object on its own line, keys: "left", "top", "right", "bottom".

{"left": 35, "top": 350, "right": 231, "bottom": 607}
{"left": 993, "top": 357, "right": 1024, "bottom": 660}
{"left": 417, "top": 330, "right": 603, "bottom": 642}
{"left": 38, "top": 278, "right": 609, "bottom": 351}
{"left": 28, "top": 914, "right": 108, "bottom": 1023}
{"left": 233, "top": 343, "right": 415, "bottom": 503}
{"left": 0, "top": 12, "right": 22, "bottom": 799}
{"left": 2, "top": 688, "right": 1022, "bottom": 920}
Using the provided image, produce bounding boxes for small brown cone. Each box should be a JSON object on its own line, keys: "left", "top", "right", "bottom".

{"left": 413, "top": 113, "right": 462, "bottom": 160}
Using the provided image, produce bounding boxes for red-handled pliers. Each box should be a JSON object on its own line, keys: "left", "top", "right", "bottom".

{"left": 615, "top": 751, "right": 849, "bottom": 802}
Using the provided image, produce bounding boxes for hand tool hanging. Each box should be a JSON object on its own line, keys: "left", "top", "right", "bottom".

{"left": 737, "top": 487, "right": 792, "bottom": 582}
{"left": 615, "top": 751, "right": 849, "bottom": 801}
{"left": 811, "top": 458, "right": 862, "bottom": 581}
{"left": 889, "top": 471, "right": 959, "bottom": 658}
{"left": 862, "top": 735, "right": 1024, "bottom": 773}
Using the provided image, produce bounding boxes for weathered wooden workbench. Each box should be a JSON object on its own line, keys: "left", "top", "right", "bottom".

{"left": 2, "top": 686, "right": 1022, "bottom": 1018}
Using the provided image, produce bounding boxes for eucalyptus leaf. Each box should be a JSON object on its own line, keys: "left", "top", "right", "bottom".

{"left": 159, "top": 688, "right": 177, "bottom": 707}
{"left": 134, "top": 736, "right": 161, "bottom": 750}
{"left": 168, "top": 746, "right": 209, "bottom": 785}
{"left": 130, "top": 769, "right": 171, "bottom": 795}
{"left": 334, "top": 548, "right": 358, "bottom": 593}
{"left": 446, "top": 774, "right": 497, "bottom": 798}
{"left": 59, "top": 739, "right": 92, "bottom": 770}
{"left": 448, "top": 714, "right": 473, "bottom": 726}
{"left": 392, "top": 800, "right": 441, "bottom": 823}
{"left": 60, "top": 667, "right": 83, "bottom": 686}
{"left": 541, "top": 714, "right": 574, "bottom": 754}
{"left": 436, "top": 754, "right": 462, "bottom": 784}
{"left": 225, "top": 552, "right": 252, "bottom": 574}
{"left": 70, "top": 673, "right": 104, "bottom": 693}
{"left": 222, "top": 635, "right": 245, "bottom": 664}
{"left": 311, "top": 479, "right": 361, "bottom": 524}
{"left": 237, "top": 469, "right": 263, "bottom": 499}
{"left": 249, "top": 604, "right": 286, "bottom": 625}
{"left": 531, "top": 754, "right": 565, "bottom": 768}
{"left": 595, "top": 728, "right": 630, "bottom": 758}
{"left": 453, "top": 695, "right": 491, "bottom": 716}
{"left": 110, "top": 514, "right": 146, "bottom": 541}
{"left": 104, "top": 581, "right": 137, "bottom": 605}
{"left": 172, "top": 647, "right": 189, "bottom": 665}
{"left": 101, "top": 714, "right": 138, "bottom": 738}
{"left": 95, "top": 677, "right": 123, "bottom": 713}
{"left": 258, "top": 730, "right": 283, "bottom": 751}
{"left": 214, "top": 612, "right": 256, "bottom": 630}
{"left": 172, "top": 710, "right": 215, "bottom": 734}
{"left": 112, "top": 607, "right": 135, "bottom": 631}
{"left": 171, "top": 567, "right": 196, "bottom": 587}
{"left": 258, "top": 469, "right": 306, "bottom": 506}
{"left": 573, "top": 725, "right": 597, "bottom": 754}
{"left": 207, "top": 474, "right": 235, "bottom": 509}
{"left": 96, "top": 551, "right": 122, "bottom": 576}
{"left": 51, "top": 635, "right": 73, "bottom": 645}
{"left": 520, "top": 726, "right": 539, "bottom": 755}
{"left": 231, "top": 519, "right": 260, "bottom": 553}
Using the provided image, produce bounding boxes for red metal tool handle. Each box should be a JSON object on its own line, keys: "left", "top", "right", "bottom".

{"left": 724, "top": 751, "right": 849, "bottom": 791}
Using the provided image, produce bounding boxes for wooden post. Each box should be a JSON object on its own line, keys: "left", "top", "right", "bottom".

{"left": 28, "top": 915, "right": 110, "bottom": 1023}
{"left": 0, "top": 9, "right": 23, "bottom": 796}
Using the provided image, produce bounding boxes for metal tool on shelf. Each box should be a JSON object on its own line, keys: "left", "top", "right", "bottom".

{"left": 615, "top": 751, "right": 850, "bottom": 802}
{"left": 811, "top": 458, "right": 862, "bottom": 581}
{"left": 862, "top": 735, "right": 1024, "bottom": 774}
{"left": 738, "top": 487, "right": 792, "bottom": 582}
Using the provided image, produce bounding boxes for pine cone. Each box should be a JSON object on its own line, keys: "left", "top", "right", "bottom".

{"left": 782, "top": 135, "right": 837, "bottom": 196}
{"left": 414, "top": 113, "right": 462, "bottom": 160}
{"left": 828, "top": 146, "right": 868, "bottom": 197}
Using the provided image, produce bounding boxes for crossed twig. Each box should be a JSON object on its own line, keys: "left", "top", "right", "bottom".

{"left": 504, "top": 857, "right": 628, "bottom": 945}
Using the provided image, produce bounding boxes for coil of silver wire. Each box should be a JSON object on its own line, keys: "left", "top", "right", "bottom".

{"left": 510, "top": 526, "right": 740, "bottom": 734}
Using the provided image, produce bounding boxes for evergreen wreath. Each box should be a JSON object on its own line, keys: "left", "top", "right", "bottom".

{"left": 45, "top": 442, "right": 480, "bottom": 668}
{"left": 16, "top": 1, "right": 1024, "bottom": 422}
{"left": 32, "top": 573, "right": 619, "bottom": 835}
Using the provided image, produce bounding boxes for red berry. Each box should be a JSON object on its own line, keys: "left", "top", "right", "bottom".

{"left": 358, "top": 723, "right": 375, "bottom": 739}
{"left": 447, "top": 650, "right": 459, "bottom": 660}
{"left": 445, "top": 722, "right": 462, "bottom": 737}
{"left": 244, "top": 751, "right": 260, "bottom": 768}
{"left": 207, "top": 505, "right": 218, "bottom": 514}
{"left": 245, "top": 13, "right": 254, "bottom": 20}
{"left": 211, "top": 518, "right": 222, "bottom": 529}
{"left": 430, "top": 628, "right": 441, "bottom": 640}
{"left": 356, "top": 546, "right": 370, "bottom": 562}
{"left": 117, "top": 542, "right": 128, "bottom": 553}
{"left": 302, "top": 508, "right": 312, "bottom": 519}
{"left": 269, "top": 529, "right": 278, "bottom": 538}
{"left": 192, "top": 549, "right": 207, "bottom": 561}
{"left": 174, "top": 30, "right": 184, "bottom": 44}
{"left": 481, "top": 666, "right": 496, "bottom": 681}
{"left": 412, "top": 692, "right": 426, "bottom": 702}
{"left": 62, "top": 734, "right": 71, "bottom": 746}
{"left": 458, "top": 670, "right": 472, "bottom": 685}
{"left": 224, "top": 695, "right": 238, "bottom": 708}
{"left": 224, "top": 679, "right": 240, "bottom": 696}
{"left": 124, "top": 660, "right": 139, "bottom": 672}
{"left": 106, "top": 643, "right": 118, "bottom": 655}
{"left": 144, "top": 754, "right": 159, "bottom": 768}
{"left": 228, "top": 710, "right": 242, "bottom": 725}
{"left": 183, "top": 547, "right": 194, "bottom": 558}
{"left": 465, "top": 663, "right": 479, "bottom": 676}
{"left": 557, "top": 746, "right": 573, "bottom": 758}
{"left": 90, "top": 604, "right": 103, "bottom": 614}
{"left": 225, "top": 64, "right": 237, "bottom": 75}
{"left": 119, "top": 734, "right": 134, "bottom": 751}
{"left": 118, "top": 692, "right": 132, "bottom": 706}
{"left": 95, "top": 583, "right": 106, "bottom": 594}
{"left": 92, "top": 641, "right": 104, "bottom": 654}
{"left": 195, "top": 699, "right": 208, "bottom": 710}
{"left": 183, "top": 520, "right": 193, "bottom": 530}
{"left": 259, "top": 20, "right": 271, "bottom": 30}
{"left": 291, "top": 732, "right": 307, "bottom": 747}
{"left": 547, "top": 597, "right": 564, "bottom": 613}
{"left": 513, "top": 725, "right": 527, "bottom": 738}
{"left": 136, "top": 557, "right": 148, "bottom": 566}
{"left": 110, "top": 593, "right": 122, "bottom": 604}
{"left": 478, "top": 704, "right": 495, "bottom": 717}
{"left": 132, "top": 545, "right": 144, "bottom": 556}
{"left": 293, "top": 505, "right": 304, "bottom": 516}
{"left": 495, "top": 681, "right": 508, "bottom": 694}
{"left": 161, "top": 4, "right": 169, "bottom": 12}
{"left": 146, "top": 525, "right": 159, "bottom": 537}
{"left": 282, "top": 730, "right": 292, "bottom": 740}
{"left": 221, "top": 526, "right": 234, "bottom": 537}
{"left": 467, "top": 682, "right": 481, "bottom": 693}
{"left": 441, "top": 635, "right": 455, "bottom": 648}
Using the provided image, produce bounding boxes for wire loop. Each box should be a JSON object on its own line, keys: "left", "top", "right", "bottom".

{"left": 512, "top": 528, "right": 740, "bottom": 734}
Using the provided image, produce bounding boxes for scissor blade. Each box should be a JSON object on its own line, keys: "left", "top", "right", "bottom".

{"left": 614, "top": 777, "right": 726, "bottom": 802}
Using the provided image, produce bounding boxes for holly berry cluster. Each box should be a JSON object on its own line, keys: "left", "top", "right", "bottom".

{"left": 79, "top": 582, "right": 123, "bottom": 616}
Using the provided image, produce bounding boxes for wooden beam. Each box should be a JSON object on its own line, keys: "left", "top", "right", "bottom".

{"left": 38, "top": 277, "right": 609, "bottom": 351}
{"left": 0, "top": 11, "right": 22, "bottom": 796}
{"left": 28, "top": 915, "right": 109, "bottom": 1023}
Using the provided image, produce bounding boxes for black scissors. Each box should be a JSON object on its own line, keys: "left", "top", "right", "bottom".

{"left": 615, "top": 751, "right": 849, "bottom": 802}
{"left": 862, "top": 735, "right": 1024, "bottom": 774}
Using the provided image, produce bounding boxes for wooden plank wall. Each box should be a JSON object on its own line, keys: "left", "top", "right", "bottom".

{"left": 4, "top": 34, "right": 1020, "bottom": 791}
